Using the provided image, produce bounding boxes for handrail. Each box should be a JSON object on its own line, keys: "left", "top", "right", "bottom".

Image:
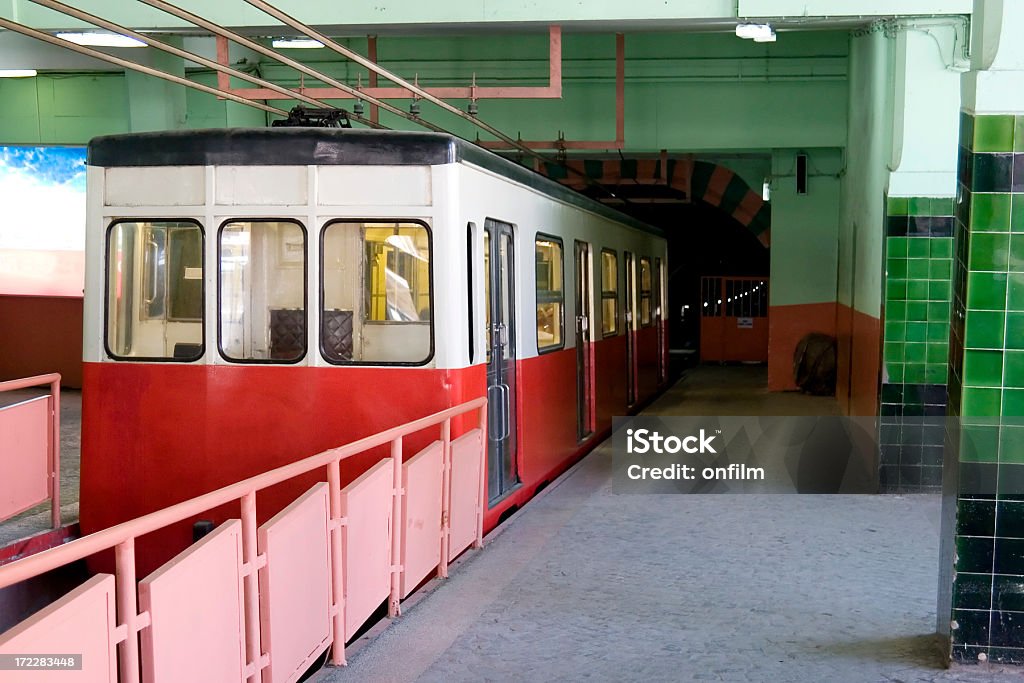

{"left": 0, "top": 373, "right": 61, "bottom": 529}
{"left": 0, "top": 396, "right": 485, "bottom": 590}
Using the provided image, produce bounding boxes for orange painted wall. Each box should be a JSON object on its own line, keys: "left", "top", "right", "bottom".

{"left": 767, "top": 302, "right": 838, "bottom": 391}
{"left": 0, "top": 296, "right": 83, "bottom": 388}
{"left": 835, "top": 303, "right": 880, "bottom": 417}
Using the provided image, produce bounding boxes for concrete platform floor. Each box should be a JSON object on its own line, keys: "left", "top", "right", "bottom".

{"left": 314, "top": 366, "right": 1016, "bottom": 683}
{"left": 0, "top": 388, "right": 81, "bottom": 547}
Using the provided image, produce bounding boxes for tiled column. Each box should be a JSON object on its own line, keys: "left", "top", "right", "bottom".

{"left": 937, "top": 0, "right": 1024, "bottom": 659}
{"left": 880, "top": 197, "right": 955, "bottom": 492}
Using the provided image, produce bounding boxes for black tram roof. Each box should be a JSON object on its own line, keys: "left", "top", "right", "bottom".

{"left": 88, "top": 128, "right": 663, "bottom": 238}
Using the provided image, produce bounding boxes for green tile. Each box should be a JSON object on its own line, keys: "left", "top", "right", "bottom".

{"left": 885, "top": 320, "right": 907, "bottom": 342}
{"left": 929, "top": 281, "right": 952, "bottom": 301}
{"left": 908, "top": 239, "right": 930, "bottom": 258}
{"left": 1011, "top": 235, "right": 1024, "bottom": 272}
{"left": 930, "top": 259, "right": 952, "bottom": 279}
{"left": 932, "top": 197, "right": 956, "bottom": 216}
{"left": 964, "top": 350, "right": 1004, "bottom": 386}
{"left": 907, "top": 301, "right": 928, "bottom": 321}
{"left": 905, "top": 363, "right": 926, "bottom": 383}
{"left": 927, "top": 342, "right": 949, "bottom": 364}
{"left": 1009, "top": 273, "right": 1024, "bottom": 311}
{"left": 999, "top": 424, "right": 1024, "bottom": 460}
{"left": 909, "top": 196, "right": 931, "bottom": 216}
{"left": 967, "top": 272, "right": 1008, "bottom": 310}
{"left": 887, "top": 281, "right": 907, "bottom": 302}
{"left": 908, "top": 280, "right": 929, "bottom": 301}
{"left": 928, "top": 301, "right": 951, "bottom": 321}
{"left": 888, "top": 196, "right": 910, "bottom": 216}
{"left": 1005, "top": 351, "right": 1024, "bottom": 388}
{"left": 972, "top": 193, "right": 1012, "bottom": 232}
{"left": 1013, "top": 195, "right": 1024, "bottom": 233}
{"left": 928, "top": 322, "right": 949, "bottom": 342}
{"left": 961, "top": 424, "right": 1000, "bottom": 462}
{"left": 962, "top": 386, "right": 1002, "bottom": 416}
{"left": 965, "top": 310, "right": 1005, "bottom": 348}
{"left": 974, "top": 114, "right": 1015, "bottom": 152}
{"left": 1016, "top": 115, "right": 1024, "bottom": 153}
{"left": 905, "top": 342, "right": 927, "bottom": 364}
{"left": 932, "top": 238, "right": 953, "bottom": 258}
{"left": 909, "top": 259, "right": 930, "bottom": 279}
{"left": 926, "top": 363, "right": 948, "bottom": 384}
{"left": 888, "top": 363, "right": 905, "bottom": 383}
{"left": 907, "top": 322, "right": 928, "bottom": 342}
{"left": 884, "top": 341, "right": 904, "bottom": 363}
{"left": 969, "top": 232, "right": 1010, "bottom": 271}
{"left": 886, "top": 300, "right": 907, "bottom": 322}
{"left": 1008, "top": 313, "right": 1024, "bottom": 350}
{"left": 888, "top": 237, "right": 909, "bottom": 257}
{"left": 1003, "top": 395, "right": 1024, "bottom": 422}
{"left": 888, "top": 259, "right": 908, "bottom": 279}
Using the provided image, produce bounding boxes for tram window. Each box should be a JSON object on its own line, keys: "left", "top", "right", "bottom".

{"left": 218, "top": 219, "right": 306, "bottom": 363}
{"left": 106, "top": 220, "right": 203, "bottom": 361}
{"left": 321, "top": 220, "right": 432, "bottom": 365}
{"left": 601, "top": 249, "right": 618, "bottom": 336}
{"left": 640, "top": 257, "right": 653, "bottom": 327}
{"left": 535, "top": 235, "right": 564, "bottom": 352}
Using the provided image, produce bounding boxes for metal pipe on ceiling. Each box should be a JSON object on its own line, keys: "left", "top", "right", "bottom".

{"left": 0, "top": 15, "right": 288, "bottom": 117}
{"left": 137, "top": 0, "right": 449, "bottom": 134}
{"left": 27, "top": 0, "right": 383, "bottom": 129}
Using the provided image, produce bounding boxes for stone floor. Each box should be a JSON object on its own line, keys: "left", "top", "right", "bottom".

{"left": 312, "top": 366, "right": 1021, "bottom": 683}
{"left": 0, "top": 388, "right": 81, "bottom": 546}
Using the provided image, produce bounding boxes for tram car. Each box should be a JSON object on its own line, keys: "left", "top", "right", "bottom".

{"left": 81, "top": 128, "right": 668, "bottom": 572}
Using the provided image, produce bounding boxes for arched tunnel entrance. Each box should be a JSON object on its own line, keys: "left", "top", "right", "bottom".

{"left": 537, "top": 156, "right": 772, "bottom": 382}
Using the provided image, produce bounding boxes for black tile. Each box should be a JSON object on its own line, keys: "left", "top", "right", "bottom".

{"left": 953, "top": 609, "right": 991, "bottom": 646}
{"left": 924, "top": 384, "right": 949, "bottom": 404}
{"left": 995, "top": 538, "right": 1024, "bottom": 575}
{"left": 988, "top": 646, "right": 1024, "bottom": 665}
{"left": 990, "top": 610, "right": 1024, "bottom": 648}
{"left": 998, "top": 464, "right": 1024, "bottom": 502}
{"left": 909, "top": 216, "right": 934, "bottom": 236}
{"left": 994, "top": 575, "right": 1024, "bottom": 613}
{"left": 887, "top": 215, "right": 909, "bottom": 237}
{"left": 924, "top": 446, "right": 945, "bottom": 467}
{"left": 880, "top": 445, "right": 900, "bottom": 467}
{"left": 924, "top": 404, "right": 948, "bottom": 418}
{"left": 1014, "top": 154, "right": 1024, "bottom": 193}
{"left": 901, "top": 445, "right": 924, "bottom": 466}
{"left": 879, "top": 464, "right": 898, "bottom": 491}
{"left": 961, "top": 462, "right": 998, "bottom": 499}
{"left": 923, "top": 425, "right": 946, "bottom": 446}
{"left": 922, "top": 465, "right": 943, "bottom": 487}
{"left": 881, "top": 383, "right": 903, "bottom": 403}
{"left": 880, "top": 423, "right": 902, "bottom": 445}
{"left": 903, "top": 423, "right": 925, "bottom": 445}
{"left": 997, "top": 501, "right": 1024, "bottom": 538}
{"left": 957, "top": 499, "right": 996, "bottom": 537}
{"left": 957, "top": 535, "right": 995, "bottom": 573}
{"left": 950, "top": 644, "right": 988, "bottom": 663}
{"left": 958, "top": 147, "right": 974, "bottom": 188}
{"left": 954, "top": 573, "right": 993, "bottom": 610}
{"left": 900, "top": 465, "right": 922, "bottom": 487}
{"left": 931, "top": 216, "right": 954, "bottom": 237}
{"left": 881, "top": 403, "right": 902, "bottom": 417}
{"left": 972, "top": 153, "right": 1014, "bottom": 192}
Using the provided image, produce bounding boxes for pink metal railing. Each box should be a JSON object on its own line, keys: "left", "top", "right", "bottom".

{"left": 0, "top": 373, "right": 61, "bottom": 529}
{"left": 0, "top": 397, "right": 486, "bottom": 683}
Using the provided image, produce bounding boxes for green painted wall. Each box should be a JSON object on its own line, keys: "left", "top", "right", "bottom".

{"left": 769, "top": 148, "right": 842, "bottom": 307}
{"left": 0, "top": 72, "right": 129, "bottom": 143}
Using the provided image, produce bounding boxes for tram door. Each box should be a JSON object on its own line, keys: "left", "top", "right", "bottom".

{"left": 575, "top": 241, "right": 595, "bottom": 441}
{"left": 484, "top": 219, "right": 519, "bottom": 504}
{"left": 654, "top": 257, "right": 666, "bottom": 383}
{"left": 625, "top": 251, "right": 637, "bottom": 406}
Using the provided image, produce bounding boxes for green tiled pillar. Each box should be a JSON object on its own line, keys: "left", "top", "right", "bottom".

{"left": 880, "top": 196, "right": 955, "bottom": 491}
{"left": 940, "top": 110, "right": 1024, "bottom": 664}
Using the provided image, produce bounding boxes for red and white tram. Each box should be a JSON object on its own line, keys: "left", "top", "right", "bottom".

{"left": 81, "top": 128, "right": 668, "bottom": 571}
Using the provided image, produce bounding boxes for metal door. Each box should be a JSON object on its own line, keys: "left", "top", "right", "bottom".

{"left": 575, "top": 241, "right": 594, "bottom": 441}
{"left": 484, "top": 219, "right": 518, "bottom": 504}
{"left": 625, "top": 251, "right": 637, "bottom": 406}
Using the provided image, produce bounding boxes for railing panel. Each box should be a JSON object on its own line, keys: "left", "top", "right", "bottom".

{"left": 449, "top": 429, "right": 484, "bottom": 560}
{"left": 400, "top": 441, "right": 443, "bottom": 599}
{"left": 257, "top": 483, "right": 332, "bottom": 683}
{"left": 340, "top": 460, "right": 392, "bottom": 637}
{"left": 0, "top": 574, "right": 117, "bottom": 682}
{"left": 139, "top": 520, "right": 247, "bottom": 683}
{"left": 0, "top": 397, "right": 50, "bottom": 522}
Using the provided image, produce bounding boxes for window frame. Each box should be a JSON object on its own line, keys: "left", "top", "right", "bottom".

{"left": 534, "top": 232, "right": 566, "bottom": 354}
{"left": 319, "top": 217, "right": 435, "bottom": 367}
{"left": 600, "top": 248, "right": 619, "bottom": 338}
{"left": 216, "top": 217, "right": 309, "bottom": 365}
{"left": 103, "top": 217, "right": 206, "bottom": 363}
{"left": 639, "top": 256, "right": 653, "bottom": 328}
{"left": 467, "top": 222, "right": 476, "bottom": 365}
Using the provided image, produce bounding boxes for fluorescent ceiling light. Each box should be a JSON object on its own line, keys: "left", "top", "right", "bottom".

{"left": 272, "top": 38, "right": 324, "bottom": 49}
{"left": 0, "top": 69, "right": 37, "bottom": 78}
{"left": 735, "top": 23, "right": 776, "bottom": 42}
{"left": 56, "top": 32, "right": 146, "bottom": 48}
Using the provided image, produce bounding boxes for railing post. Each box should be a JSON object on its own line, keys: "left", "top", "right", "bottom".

{"left": 327, "top": 459, "right": 347, "bottom": 666}
{"left": 240, "top": 491, "right": 263, "bottom": 683}
{"left": 115, "top": 539, "right": 140, "bottom": 683}
{"left": 439, "top": 418, "right": 452, "bottom": 579}
{"left": 50, "top": 374, "right": 61, "bottom": 529}
{"left": 475, "top": 404, "right": 487, "bottom": 549}
{"left": 389, "top": 437, "right": 403, "bottom": 617}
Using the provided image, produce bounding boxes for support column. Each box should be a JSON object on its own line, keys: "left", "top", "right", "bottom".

{"left": 939, "top": 0, "right": 1024, "bottom": 666}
